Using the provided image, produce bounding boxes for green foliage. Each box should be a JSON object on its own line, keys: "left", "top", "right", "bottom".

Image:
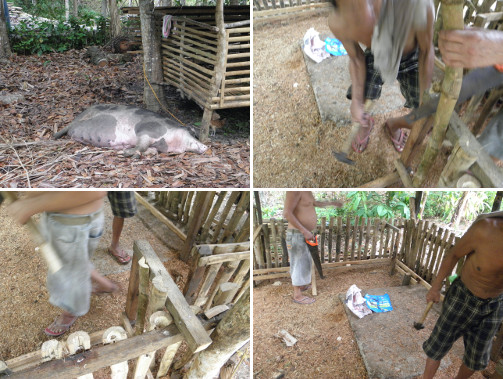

{"left": 422, "top": 191, "right": 494, "bottom": 222}
{"left": 9, "top": 14, "right": 107, "bottom": 55}
{"left": 342, "top": 191, "right": 411, "bottom": 220}
{"left": 262, "top": 205, "right": 282, "bottom": 220}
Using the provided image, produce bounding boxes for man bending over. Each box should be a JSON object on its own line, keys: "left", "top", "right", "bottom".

{"left": 328, "top": 0, "right": 434, "bottom": 153}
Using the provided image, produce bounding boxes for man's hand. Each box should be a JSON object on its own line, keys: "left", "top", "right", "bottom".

{"left": 303, "top": 230, "right": 314, "bottom": 242}
{"left": 439, "top": 29, "right": 503, "bottom": 68}
{"left": 6, "top": 199, "right": 35, "bottom": 225}
{"left": 426, "top": 287, "right": 441, "bottom": 304}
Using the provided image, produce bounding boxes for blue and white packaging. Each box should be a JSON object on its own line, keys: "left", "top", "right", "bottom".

{"left": 364, "top": 293, "right": 393, "bottom": 313}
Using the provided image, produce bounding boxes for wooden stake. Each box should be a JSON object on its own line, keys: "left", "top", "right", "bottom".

{"left": 413, "top": 0, "right": 464, "bottom": 186}
{"left": 135, "top": 257, "right": 150, "bottom": 336}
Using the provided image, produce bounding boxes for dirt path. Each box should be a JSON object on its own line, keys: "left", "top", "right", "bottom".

{"left": 253, "top": 264, "right": 495, "bottom": 378}
{"left": 253, "top": 13, "right": 448, "bottom": 188}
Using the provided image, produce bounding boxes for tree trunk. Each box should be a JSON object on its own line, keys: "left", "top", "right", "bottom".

{"left": 415, "top": 191, "right": 423, "bottom": 217}
{"left": 451, "top": 192, "right": 470, "bottom": 228}
{"left": 109, "top": 0, "right": 122, "bottom": 38}
{"left": 0, "top": 0, "right": 11, "bottom": 59}
{"left": 65, "top": 0, "right": 70, "bottom": 21}
{"left": 101, "top": 0, "right": 108, "bottom": 16}
{"left": 72, "top": 0, "right": 78, "bottom": 17}
{"left": 493, "top": 191, "right": 503, "bottom": 212}
{"left": 185, "top": 290, "right": 250, "bottom": 379}
{"left": 418, "top": 191, "right": 429, "bottom": 219}
{"left": 139, "top": 0, "right": 166, "bottom": 111}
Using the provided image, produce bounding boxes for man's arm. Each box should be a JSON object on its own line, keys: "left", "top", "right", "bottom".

{"left": 283, "top": 192, "right": 314, "bottom": 241}
{"left": 313, "top": 200, "right": 343, "bottom": 208}
{"left": 7, "top": 191, "right": 107, "bottom": 225}
{"left": 426, "top": 222, "right": 481, "bottom": 303}
{"left": 416, "top": 5, "right": 434, "bottom": 104}
{"left": 439, "top": 29, "right": 503, "bottom": 68}
{"left": 328, "top": 13, "right": 368, "bottom": 125}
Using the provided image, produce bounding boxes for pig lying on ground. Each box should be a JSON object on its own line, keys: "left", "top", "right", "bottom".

{"left": 54, "top": 104, "right": 208, "bottom": 156}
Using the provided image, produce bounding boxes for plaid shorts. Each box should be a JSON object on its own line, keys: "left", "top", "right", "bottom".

{"left": 423, "top": 278, "right": 503, "bottom": 371}
{"left": 107, "top": 191, "right": 138, "bottom": 218}
{"left": 347, "top": 48, "right": 420, "bottom": 109}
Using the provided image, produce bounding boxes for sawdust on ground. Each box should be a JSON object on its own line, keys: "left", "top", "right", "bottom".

{"left": 0, "top": 193, "right": 189, "bottom": 362}
{"left": 253, "top": 264, "right": 497, "bottom": 379}
{"left": 253, "top": 13, "right": 449, "bottom": 188}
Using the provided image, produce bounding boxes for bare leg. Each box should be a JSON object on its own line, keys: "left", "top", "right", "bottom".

{"left": 91, "top": 269, "right": 118, "bottom": 293}
{"left": 292, "top": 285, "right": 314, "bottom": 304}
{"left": 385, "top": 116, "right": 414, "bottom": 152}
{"left": 423, "top": 357, "right": 441, "bottom": 379}
{"left": 108, "top": 217, "right": 131, "bottom": 263}
{"left": 454, "top": 363, "right": 475, "bottom": 379}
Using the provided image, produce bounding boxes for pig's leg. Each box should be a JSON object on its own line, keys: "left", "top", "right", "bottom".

{"left": 123, "top": 134, "right": 151, "bottom": 157}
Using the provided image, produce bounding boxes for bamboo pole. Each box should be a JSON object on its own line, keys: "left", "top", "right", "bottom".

{"left": 344, "top": 215, "right": 351, "bottom": 261}
{"left": 135, "top": 257, "right": 150, "bottom": 336}
{"left": 328, "top": 217, "right": 334, "bottom": 263}
{"left": 320, "top": 216, "right": 326, "bottom": 263}
{"left": 357, "top": 217, "right": 365, "bottom": 260}
{"left": 364, "top": 218, "right": 371, "bottom": 259}
{"left": 278, "top": 218, "right": 287, "bottom": 267}
{"left": 271, "top": 218, "right": 278, "bottom": 268}
{"left": 413, "top": 0, "right": 464, "bottom": 186}
{"left": 351, "top": 216, "right": 359, "bottom": 260}
{"left": 336, "top": 217, "right": 342, "bottom": 262}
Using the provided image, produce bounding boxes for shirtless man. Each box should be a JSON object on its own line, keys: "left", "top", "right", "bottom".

{"left": 328, "top": 0, "right": 434, "bottom": 153}
{"left": 7, "top": 191, "right": 117, "bottom": 336}
{"left": 283, "top": 191, "right": 342, "bottom": 304}
{"left": 422, "top": 213, "right": 503, "bottom": 379}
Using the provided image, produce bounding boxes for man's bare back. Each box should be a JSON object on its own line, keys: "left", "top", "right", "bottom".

{"left": 460, "top": 218, "right": 503, "bottom": 299}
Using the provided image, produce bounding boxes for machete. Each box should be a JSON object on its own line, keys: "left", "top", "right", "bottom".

{"left": 403, "top": 66, "right": 503, "bottom": 124}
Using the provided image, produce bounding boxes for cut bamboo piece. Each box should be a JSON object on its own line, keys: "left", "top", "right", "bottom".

{"left": 102, "top": 327, "right": 128, "bottom": 379}
{"left": 413, "top": 0, "right": 464, "bottom": 186}
{"left": 135, "top": 257, "right": 150, "bottom": 336}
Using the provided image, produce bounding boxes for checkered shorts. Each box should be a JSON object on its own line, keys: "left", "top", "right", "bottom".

{"left": 346, "top": 48, "right": 420, "bottom": 109}
{"left": 107, "top": 191, "right": 137, "bottom": 218}
{"left": 423, "top": 278, "right": 503, "bottom": 371}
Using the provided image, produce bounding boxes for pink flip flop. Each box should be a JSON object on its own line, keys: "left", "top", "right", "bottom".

{"left": 108, "top": 248, "right": 132, "bottom": 265}
{"left": 44, "top": 316, "right": 78, "bottom": 337}
{"left": 352, "top": 118, "right": 375, "bottom": 153}
{"left": 293, "top": 296, "right": 316, "bottom": 305}
{"left": 386, "top": 124, "right": 408, "bottom": 153}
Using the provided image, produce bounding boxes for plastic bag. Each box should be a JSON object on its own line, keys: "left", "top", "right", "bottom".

{"left": 345, "top": 284, "right": 372, "bottom": 318}
{"left": 325, "top": 38, "right": 347, "bottom": 56}
{"left": 303, "top": 28, "right": 330, "bottom": 63}
{"left": 364, "top": 293, "right": 393, "bottom": 313}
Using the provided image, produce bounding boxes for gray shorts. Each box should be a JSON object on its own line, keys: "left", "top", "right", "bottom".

{"left": 40, "top": 208, "right": 104, "bottom": 316}
{"left": 285, "top": 229, "right": 312, "bottom": 287}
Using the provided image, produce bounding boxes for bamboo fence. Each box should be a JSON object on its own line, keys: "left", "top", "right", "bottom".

{"left": 136, "top": 191, "right": 250, "bottom": 247}
{"left": 253, "top": 0, "right": 331, "bottom": 24}
{"left": 253, "top": 218, "right": 460, "bottom": 288}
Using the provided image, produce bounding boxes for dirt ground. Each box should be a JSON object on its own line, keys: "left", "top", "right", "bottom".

{"left": 0, "top": 193, "right": 250, "bottom": 378}
{"left": 0, "top": 51, "right": 250, "bottom": 188}
{"left": 253, "top": 13, "right": 452, "bottom": 188}
{"left": 253, "top": 263, "right": 497, "bottom": 379}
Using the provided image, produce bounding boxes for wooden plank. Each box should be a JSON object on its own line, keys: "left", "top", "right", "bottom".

{"left": 134, "top": 193, "right": 187, "bottom": 241}
{"left": 194, "top": 263, "right": 222, "bottom": 307}
{"left": 419, "top": 223, "right": 435, "bottom": 277}
{"left": 378, "top": 219, "right": 387, "bottom": 258}
{"left": 328, "top": 216, "right": 334, "bottom": 263}
{"left": 363, "top": 218, "right": 371, "bottom": 259}
{"left": 427, "top": 228, "right": 445, "bottom": 282}
{"left": 134, "top": 241, "right": 212, "bottom": 353}
{"left": 182, "top": 192, "right": 213, "bottom": 262}
{"left": 320, "top": 216, "right": 326, "bottom": 263}
{"left": 263, "top": 224, "right": 272, "bottom": 269}
{"left": 384, "top": 218, "right": 392, "bottom": 258}
{"left": 423, "top": 224, "right": 439, "bottom": 278}
{"left": 198, "top": 252, "right": 250, "bottom": 266}
{"left": 371, "top": 218, "right": 378, "bottom": 259}
{"left": 220, "top": 192, "right": 250, "bottom": 243}
{"left": 204, "top": 259, "right": 241, "bottom": 311}
{"left": 201, "top": 191, "right": 227, "bottom": 241}
{"left": 212, "top": 192, "right": 241, "bottom": 243}
{"left": 9, "top": 327, "right": 185, "bottom": 378}
{"left": 183, "top": 192, "right": 194, "bottom": 225}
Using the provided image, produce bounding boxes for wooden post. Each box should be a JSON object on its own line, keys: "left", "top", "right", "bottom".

{"left": 102, "top": 327, "right": 128, "bottom": 379}
{"left": 438, "top": 135, "right": 477, "bottom": 187}
{"left": 213, "top": 282, "right": 240, "bottom": 306}
{"left": 212, "top": 192, "right": 241, "bottom": 244}
{"left": 413, "top": 0, "right": 464, "bottom": 186}
{"left": 181, "top": 192, "right": 213, "bottom": 262}
{"left": 364, "top": 218, "right": 371, "bottom": 260}
{"left": 357, "top": 217, "right": 365, "bottom": 260}
{"left": 185, "top": 291, "right": 250, "bottom": 379}
{"left": 371, "top": 219, "right": 378, "bottom": 259}
{"left": 184, "top": 246, "right": 213, "bottom": 305}
{"left": 183, "top": 192, "right": 194, "bottom": 225}
{"left": 271, "top": 218, "right": 278, "bottom": 268}
{"left": 278, "top": 219, "right": 287, "bottom": 267}
{"left": 351, "top": 216, "right": 358, "bottom": 260}
{"left": 344, "top": 215, "right": 351, "bottom": 261}
{"left": 335, "top": 217, "right": 342, "bottom": 262}
{"left": 200, "top": 192, "right": 227, "bottom": 241}
{"left": 401, "top": 273, "right": 412, "bottom": 286}
{"left": 125, "top": 248, "right": 141, "bottom": 322}
{"left": 135, "top": 257, "right": 150, "bottom": 336}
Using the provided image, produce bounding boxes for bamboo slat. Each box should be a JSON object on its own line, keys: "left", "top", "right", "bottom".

{"left": 263, "top": 224, "right": 272, "bottom": 269}
{"left": 320, "top": 216, "right": 326, "bottom": 263}
{"left": 383, "top": 218, "right": 392, "bottom": 258}
{"left": 328, "top": 217, "right": 334, "bottom": 263}
{"left": 344, "top": 215, "right": 351, "bottom": 260}
{"left": 364, "top": 218, "right": 371, "bottom": 259}
{"left": 278, "top": 218, "right": 287, "bottom": 267}
{"left": 271, "top": 219, "right": 278, "bottom": 268}
{"left": 351, "top": 216, "right": 359, "bottom": 260}
{"left": 357, "top": 217, "right": 365, "bottom": 260}
{"left": 336, "top": 217, "right": 342, "bottom": 262}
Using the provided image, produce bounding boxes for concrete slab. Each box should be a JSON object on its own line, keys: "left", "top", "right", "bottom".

{"left": 302, "top": 35, "right": 406, "bottom": 125}
{"left": 339, "top": 285, "right": 465, "bottom": 379}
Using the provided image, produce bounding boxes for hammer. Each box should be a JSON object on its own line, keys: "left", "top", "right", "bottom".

{"left": 414, "top": 301, "right": 434, "bottom": 330}
{"left": 0, "top": 192, "right": 63, "bottom": 274}
{"left": 333, "top": 99, "right": 374, "bottom": 165}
